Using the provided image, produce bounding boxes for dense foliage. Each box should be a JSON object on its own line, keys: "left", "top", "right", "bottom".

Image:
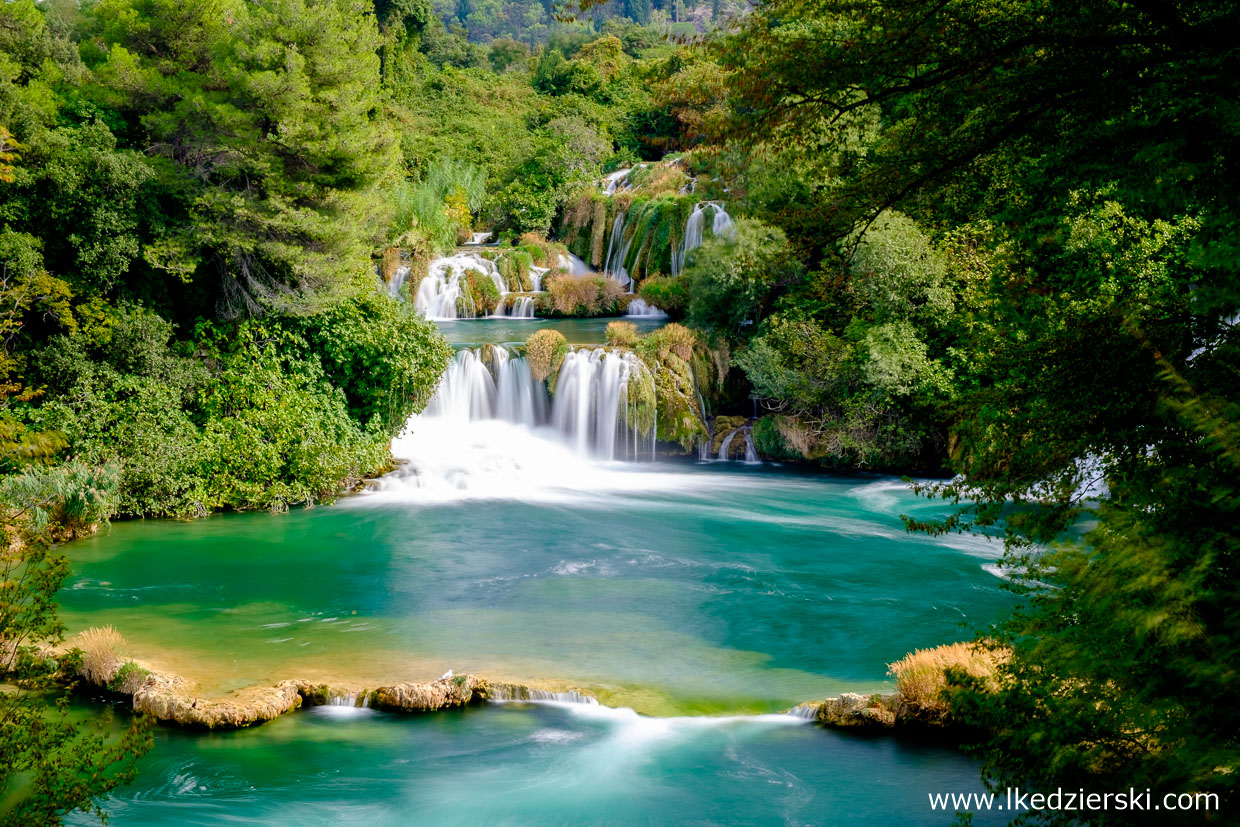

{"left": 712, "top": 0, "right": 1240, "bottom": 821}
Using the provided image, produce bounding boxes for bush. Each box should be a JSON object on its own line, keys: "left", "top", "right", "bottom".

{"left": 638, "top": 275, "right": 688, "bottom": 316}
{"left": 545, "top": 274, "right": 625, "bottom": 316}
{"left": 685, "top": 218, "right": 801, "bottom": 338}
{"left": 525, "top": 329, "right": 568, "bottom": 383}
{"left": 71, "top": 626, "right": 126, "bottom": 686}
{"left": 605, "top": 321, "right": 638, "bottom": 347}
{"left": 888, "top": 642, "right": 1005, "bottom": 714}
{"left": 467, "top": 269, "right": 501, "bottom": 315}
{"left": 299, "top": 290, "right": 453, "bottom": 433}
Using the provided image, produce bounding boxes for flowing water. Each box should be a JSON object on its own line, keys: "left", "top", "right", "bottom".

{"left": 61, "top": 319, "right": 1013, "bottom": 823}
{"left": 68, "top": 699, "right": 1003, "bottom": 826}
{"left": 432, "top": 316, "right": 667, "bottom": 346}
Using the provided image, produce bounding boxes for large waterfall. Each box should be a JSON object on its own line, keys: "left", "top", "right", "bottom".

{"left": 374, "top": 346, "right": 658, "bottom": 500}
{"left": 413, "top": 346, "right": 654, "bottom": 461}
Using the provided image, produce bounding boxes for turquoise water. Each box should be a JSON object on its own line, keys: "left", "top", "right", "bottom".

{"left": 60, "top": 342, "right": 1014, "bottom": 822}
{"left": 61, "top": 466, "right": 1010, "bottom": 713}
{"left": 71, "top": 700, "right": 1002, "bottom": 826}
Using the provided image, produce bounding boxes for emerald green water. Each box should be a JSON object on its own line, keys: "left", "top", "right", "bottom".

{"left": 69, "top": 699, "right": 1003, "bottom": 826}
{"left": 61, "top": 412, "right": 1014, "bottom": 823}
{"left": 61, "top": 467, "right": 1009, "bottom": 713}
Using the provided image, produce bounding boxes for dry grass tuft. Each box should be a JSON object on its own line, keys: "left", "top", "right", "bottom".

{"left": 605, "top": 321, "right": 638, "bottom": 347}
{"left": 888, "top": 641, "right": 1006, "bottom": 713}
{"left": 72, "top": 625, "right": 126, "bottom": 686}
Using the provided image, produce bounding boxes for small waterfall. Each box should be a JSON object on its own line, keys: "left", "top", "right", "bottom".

{"left": 464, "top": 232, "right": 492, "bottom": 245}
{"left": 717, "top": 430, "right": 737, "bottom": 461}
{"left": 388, "top": 264, "right": 411, "bottom": 299}
{"left": 426, "top": 348, "right": 547, "bottom": 427}
{"left": 603, "top": 213, "right": 632, "bottom": 290}
{"left": 550, "top": 349, "right": 653, "bottom": 461}
{"left": 601, "top": 168, "right": 632, "bottom": 196}
{"left": 744, "top": 431, "right": 758, "bottom": 463}
{"left": 530, "top": 265, "right": 548, "bottom": 293}
{"left": 416, "top": 253, "right": 507, "bottom": 320}
{"left": 563, "top": 253, "right": 592, "bottom": 276}
{"left": 487, "top": 683, "right": 600, "bottom": 705}
{"left": 787, "top": 702, "right": 820, "bottom": 720}
{"left": 672, "top": 203, "right": 735, "bottom": 276}
{"left": 626, "top": 298, "right": 668, "bottom": 318}
{"left": 504, "top": 296, "right": 535, "bottom": 318}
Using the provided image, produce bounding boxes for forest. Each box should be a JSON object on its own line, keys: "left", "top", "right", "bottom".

{"left": 2, "top": 0, "right": 1237, "bottom": 823}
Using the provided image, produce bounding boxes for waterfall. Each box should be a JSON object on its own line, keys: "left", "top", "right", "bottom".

{"left": 416, "top": 346, "right": 652, "bottom": 462}
{"left": 601, "top": 168, "right": 632, "bottom": 196}
{"left": 530, "top": 265, "right": 548, "bottom": 293}
{"left": 388, "top": 264, "right": 411, "bottom": 299}
{"left": 503, "top": 296, "right": 535, "bottom": 318}
{"left": 425, "top": 348, "right": 547, "bottom": 427}
{"left": 787, "top": 702, "right": 819, "bottom": 720}
{"left": 562, "top": 253, "right": 591, "bottom": 276}
{"left": 464, "top": 232, "right": 492, "bottom": 245}
{"left": 415, "top": 253, "right": 508, "bottom": 320}
{"left": 603, "top": 212, "right": 631, "bottom": 289}
{"left": 626, "top": 299, "right": 668, "bottom": 318}
{"left": 718, "top": 430, "right": 737, "bottom": 461}
{"left": 486, "top": 684, "right": 599, "bottom": 705}
{"left": 550, "top": 349, "right": 652, "bottom": 461}
{"left": 672, "top": 203, "right": 735, "bottom": 276}
{"left": 368, "top": 345, "right": 661, "bottom": 501}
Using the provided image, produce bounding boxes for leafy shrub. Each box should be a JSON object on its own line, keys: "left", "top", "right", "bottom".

{"left": 525, "top": 329, "right": 568, "bottom": 382}
{"left": 685, "top": 218, "right": 801, "bottom": 338}
{"left": 298, "top": 291, "right": 452, "bottom": 434}
{"left": 638, "top": 275, "right": 688, "bottom": 316}
{"left": 467, "top": 270, "right": 501, "bottom": 315}
{"left": 0, "top": 461, "right": 121, "bottom": 537}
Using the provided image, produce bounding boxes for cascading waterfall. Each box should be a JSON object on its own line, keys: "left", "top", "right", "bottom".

{"left": 416, "top": 346, "right": 654, "bottom": 462}
{"left": 464, "top": 232, "right": 492, "bottom": 245}
{"left": 550, "top": 349, "right": 655, "bottom": 462}
{"left": 502, "top": 296, "right": 535, "bottom": 318}
{"left": 530, "top": 265, "right": 549, "bottom": 293}
{"left": 604, "top": 213, "right": 631, "bottom": 289}
{"left": 671, "top": 203, "right": 735, "bottom": 276}
{"left": 415, "top": 253, "right": 508, "bottom": 320}
{"left": 601, "top": 168, "right": 632, "bottom": 195}
{"left": 388, "top": 264, "right": 411, "bottom": 299}
{"left": 626, "top": 299, "right": 668, "bottom": 318}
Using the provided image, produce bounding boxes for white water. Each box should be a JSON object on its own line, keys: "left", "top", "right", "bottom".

{"left": 366, "top": 346, "right": 663, "bottom": 503}
{"left": 388, "top": 265, "right": 411, "bottom": 299}
{"left": 626, "top": 298, "right": 668, "bottom": 318}
{"left": 563, "top": 253, "right": 592, "bottom": 276}
{"left": 601, "top": 168, "right": 632, "bottom": 195}
{"left": 604, "top": 213, "right": 632, "bottom": 289}
{"left": 550, "top": 349, "right": 654, "bottom": 462}
{"left": 464, "top": 232, "right": 492, "bottom": 245}
{"left": 501, "top": 296, "right": 535, "bottom": 318}
{"left": 672, "top": 203, "right": 735, "bottom": 276}
{"left": 530, "top": 265, "right": 548, "bottom": 293}
{"left": 415, "top": 253, "right": 508, "bottom": 320}
{"left": 717, "top": 428, "right": 760, "bottom": 464}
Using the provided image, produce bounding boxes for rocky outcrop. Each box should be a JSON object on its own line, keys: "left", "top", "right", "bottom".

{"left": 811, "top": 693, "right": 900, "bottom": 728}
{"left": 132, "top": 674, "right": 304, "bottom": 729}
{"left": 369, "top": 675, "right": 486, "bottom": 712}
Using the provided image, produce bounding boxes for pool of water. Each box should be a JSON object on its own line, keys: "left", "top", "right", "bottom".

{"left": 434, "top": 316, "right": 667, "bottom": 346}
{"left": 61, "top": 458, "right": 1009, "bottom": 713}
{"left": 69, "top": 700, "right": 1003, "bottom": 826}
